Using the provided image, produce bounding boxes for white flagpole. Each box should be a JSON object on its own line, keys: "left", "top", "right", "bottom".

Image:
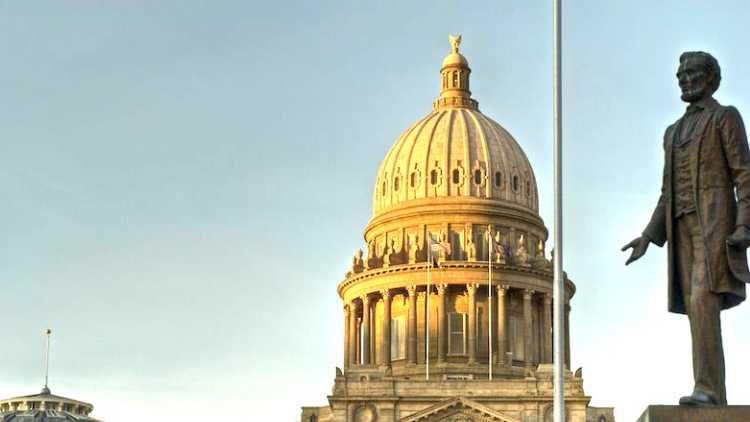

{"left": 552, "top": 0, "right": 565, "bottom": 421}
{"left": 426, "top": 236, "right": 431, "bottom": 381}
{"left": 488, "top": 226, "right": 493, "bottom": 380}
{"left": 44, "top": 328, "right": 51, "bottom": 390}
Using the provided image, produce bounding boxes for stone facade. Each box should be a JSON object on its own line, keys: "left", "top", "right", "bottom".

{"left": 300, "top": 36, "right": 613, "bottom": 422}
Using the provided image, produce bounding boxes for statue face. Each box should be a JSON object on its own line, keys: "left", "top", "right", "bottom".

{"left": 677, "top": 58, "right": 712, "bottom": 103}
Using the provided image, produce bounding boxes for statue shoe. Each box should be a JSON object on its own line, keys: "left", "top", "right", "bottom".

{"left": 679, "top": 391, "right": 718, "bottom": 406}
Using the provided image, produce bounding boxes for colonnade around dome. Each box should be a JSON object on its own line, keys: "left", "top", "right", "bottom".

{"left": 341, "top": 275, "right": 572, "bottom": 379}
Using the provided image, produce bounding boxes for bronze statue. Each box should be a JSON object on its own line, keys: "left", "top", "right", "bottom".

{"left": 622, "top": 51, "right": 750, "bottom": 406}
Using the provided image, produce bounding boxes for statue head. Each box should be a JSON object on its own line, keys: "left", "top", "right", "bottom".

{"left": 677, "top": 51, "right": 721, "bottom": 103}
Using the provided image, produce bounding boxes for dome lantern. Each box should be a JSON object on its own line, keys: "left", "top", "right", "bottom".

{"left": 433, "top": 34, "right": 478, "bottom": 111}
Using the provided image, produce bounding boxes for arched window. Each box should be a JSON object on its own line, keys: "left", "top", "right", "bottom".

{"left": 474, "top": 169, "right": 482, "bottom": 184}
{"left": 394, "top": 176, "right": 400, "bottom": 191}
{"left": 452, "top": 168, "right": 460, "bottom": 184}
{"left": 512, "top": 175, "right": 519, "bottom": 192}
{"left": 382, "top": 181, "right": 386, "bottom": 196}
{"left": 410, "top": 172, "right": 417, "bottom": 188}
{"left": 452, "top": 71, "right": 458, "bottom": 87}
{"left": 495, "top": 171, "right": 502, "bottom": 187}
{"left": 431, "top": 169, "right": 438, "bottom": 185}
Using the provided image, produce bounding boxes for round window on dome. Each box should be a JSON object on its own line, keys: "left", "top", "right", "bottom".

{"left": 474, "top": 169, "right": 482, "bottom": 184}
{"left": 512, "top": 175, "right": 519, "bottom": 192}
{"left": 495, "top": 171, "right": 502, "bottom": 187}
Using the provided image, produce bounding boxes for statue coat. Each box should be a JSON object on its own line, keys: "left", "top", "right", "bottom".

{"left": 643, "top": 98, "right": 750, "bottom": 314}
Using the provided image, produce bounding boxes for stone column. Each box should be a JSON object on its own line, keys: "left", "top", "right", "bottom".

{"left": 565, "top": 303, "right": 571, "bottom": 369}
{"left": 407, "top": 285, "right": 418, "bottom": 364}
{"left": 356, "top": 318, "right": 362, "bottom": 364}
{"left": 467, "top": 283, "right": 478, "bottom": 364}
{"left": 344, "top": 304, "right": 351, "bottom": 369}
{"left": 436, "top": 284, "right": 447, "bottom": 363}
{"left": 523, "top": 289, "right": 534, "bottom": 369}
{"left": 381, "top": 289, "right": 392, "bottom": 366}
{"left": 543, "top": 293, "right": 553, "bottom": 363}
{"left": 349, "top": 300, "right": 358, "bottom": 366}
{"left": 361, "top": 293, "right": 371, "bottom": 365}
{"left": 496, "top": 285, "right": 508, "bottom": 365}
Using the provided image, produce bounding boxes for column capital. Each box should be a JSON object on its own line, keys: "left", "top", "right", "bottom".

{"left": 344, "top": 304, "right": 350, "bottom": 314}
{"left": 496, "top": 284, "right": 509, "bottom": 295}
{"left": 379, "top": 288, "right": 391, "bottom": 301}
{"left": 522, "top": 288, "right": 535, "bottom": 299}
{"left": 360, "top": 293, "right": 370, "bottom": 303}
{"left": 436, "top": 283, "right": 448, "bottom": 295}
{"left": 406, "top": 285, "right": 417, "bottom": 296}
{"left": 544, "top": 292, "right": 553, "bottom": 304}
{"left": 466, "top": 283, "right": 479, "bottom": 295}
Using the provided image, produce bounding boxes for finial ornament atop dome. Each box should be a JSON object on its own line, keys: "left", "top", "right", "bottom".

{"left": 435, "top": 34, "right": 476, "bottom": 110}
{"left": 449, "top": 34, "right": 462, "bottom": 53}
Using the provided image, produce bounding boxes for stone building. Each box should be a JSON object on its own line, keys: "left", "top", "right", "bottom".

{"left": 301, "top": 36, "right": 613, "bottom": 422}
{"left": 0, "top": 386, "right": 102, "bottom": 422}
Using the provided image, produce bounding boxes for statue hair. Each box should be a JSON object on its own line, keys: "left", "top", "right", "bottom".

{"left": 680, "top": 51, "right": 721, "bottom": 93}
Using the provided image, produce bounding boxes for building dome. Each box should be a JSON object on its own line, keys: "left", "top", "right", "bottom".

{"left": 0, "top": 387, "right": 101, "bottom": 422}
{"left": 372, "top": 36, "right": 538, "bottom": 220}
{"left": 303, "top": 34, "right": 595, "bottom": 422}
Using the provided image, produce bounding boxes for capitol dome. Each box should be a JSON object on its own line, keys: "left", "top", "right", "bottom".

{"left": 302, "top": 35, "right": 594, "bottom": 422}
{"left": 373, "top": 38, "right": 538, "bottom": 218}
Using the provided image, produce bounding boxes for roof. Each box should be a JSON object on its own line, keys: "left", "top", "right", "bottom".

{"left": 1, "top": 410, "right": 102, "bottom": 422}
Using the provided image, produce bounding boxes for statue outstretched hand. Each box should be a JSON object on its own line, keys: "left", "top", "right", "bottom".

{"left": 622, "top": 235, "right": 651, "bottom": 265}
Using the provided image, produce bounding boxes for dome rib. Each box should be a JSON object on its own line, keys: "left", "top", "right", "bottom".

{"left": 475, "top": 112, "right": 509, "bottom": 202}
{"left": 492, "top": 118, "right": 536, "bottom": 209}
{"left": 422, "top": 111, "right": 449, "bottom": 200}
{"left": 378, "top": 113, "right": 433, "bottom": 211}
{"left": 457, "top": 109, "right": 470, "bottom": 197}
{"left": 466, "top": 109, "right": 491, "bottom": 199}
{"left": 403, "top": 112, "right": 437, "bottom": 201}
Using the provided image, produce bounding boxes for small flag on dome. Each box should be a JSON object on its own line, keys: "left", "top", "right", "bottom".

{"left": 429, "top": 233, "right": 451, "bottom": 267}
{"left": 489, "top": 232, "right": 504, "bottom": 260}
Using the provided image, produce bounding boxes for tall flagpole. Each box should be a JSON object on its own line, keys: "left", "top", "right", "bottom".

{"left": 426, "top": 236, "right": 431, "bottom": 381}
{"left": 552, "top": 0, "right": 566, "bottom": 421}
{"left": 487, "top": 226, "right": 493, "bottom": 380}
{"left": 44, "top": 328, "right": 51, "bottom": 391}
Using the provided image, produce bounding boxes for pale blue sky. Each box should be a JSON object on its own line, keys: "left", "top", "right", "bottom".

{"left": 1, "top": 1, "right": 749, "bottom": 421}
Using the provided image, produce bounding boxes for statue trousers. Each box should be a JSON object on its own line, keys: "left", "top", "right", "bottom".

{"left": 675, "top": 211, "right": 727, "bottom": 404}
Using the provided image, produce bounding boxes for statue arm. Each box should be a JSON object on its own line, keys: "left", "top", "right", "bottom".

{"left": 642, "top": 132, "right": 669, "bottom": 247}
{"left": 720, "top": 106, "right": 750, "bottom": 227}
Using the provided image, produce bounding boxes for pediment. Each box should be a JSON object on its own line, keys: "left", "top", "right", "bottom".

{"left": 399, "top": 397, "right": 520, "bottom": 422}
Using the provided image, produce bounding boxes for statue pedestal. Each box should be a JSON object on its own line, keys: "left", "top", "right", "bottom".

{"left": 636, "top": 405, "right": 750, "bottom": 421}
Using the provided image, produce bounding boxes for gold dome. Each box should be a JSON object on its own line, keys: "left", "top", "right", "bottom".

{"left": 372, "top": 36, "right": 539, "bottom": 219}
{"left": 335, "top": 36, "right": 575, "bottom": 387}
{"left": 441, "top": 52, "right": 468, "bottom": 68}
